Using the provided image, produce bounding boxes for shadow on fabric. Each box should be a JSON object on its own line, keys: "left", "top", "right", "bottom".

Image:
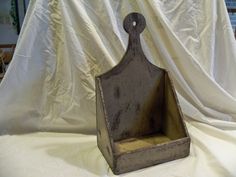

{"left": 45, "top": 141, "right": 110, "bottom": 176}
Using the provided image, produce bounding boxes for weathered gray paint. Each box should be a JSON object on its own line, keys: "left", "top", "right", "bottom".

{"left": 96, "top": 12, "right": 190, "bottom": 175}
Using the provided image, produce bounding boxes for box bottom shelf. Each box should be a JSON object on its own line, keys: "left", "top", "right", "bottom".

{"left": 114, "top": 133, "right": 171, "bottom": 153}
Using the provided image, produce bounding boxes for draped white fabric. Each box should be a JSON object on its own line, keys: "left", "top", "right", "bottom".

{"left": 0, "top": 0, "right": 236, "bottom": 176}
{"left": 0, "top": 125, "right": 236, "bottom": 177}
{"left": 0, "top": 0, "right": 236, "bottom": 133}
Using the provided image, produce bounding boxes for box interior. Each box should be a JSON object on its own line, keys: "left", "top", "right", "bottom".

{"left": 112, "top": 73, "right": 187, "bottom": 154}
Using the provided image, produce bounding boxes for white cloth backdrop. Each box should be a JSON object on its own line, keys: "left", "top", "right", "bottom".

{"left": 1, "top": 0, "right": 236, "bottom": 176}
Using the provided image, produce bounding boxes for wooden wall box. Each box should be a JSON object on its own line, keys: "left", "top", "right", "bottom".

{"left": 95, "top": 13, "right": 190, "bottom": 174}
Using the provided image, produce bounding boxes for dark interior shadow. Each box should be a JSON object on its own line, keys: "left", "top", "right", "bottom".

{"left": 43, "top": 140, "right": 111, "bottom": 176}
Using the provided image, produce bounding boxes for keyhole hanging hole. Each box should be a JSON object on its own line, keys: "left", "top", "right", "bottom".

{"left": 123, "top": 13, "right": 146, "bottom": 33}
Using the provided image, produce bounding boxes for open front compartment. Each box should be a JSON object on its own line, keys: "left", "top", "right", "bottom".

{"left": 96, "top": 66, "right": 190, "bottom": 174}
{"left": 112, "top": 72, "right": 187, "bottom": 154}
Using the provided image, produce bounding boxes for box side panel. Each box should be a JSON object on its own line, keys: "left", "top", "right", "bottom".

{"left": 162, "top": 73, "right": 187, "bottom": 140}
{"left": 96, "top": 78, "right": 114, "bottom": 168}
